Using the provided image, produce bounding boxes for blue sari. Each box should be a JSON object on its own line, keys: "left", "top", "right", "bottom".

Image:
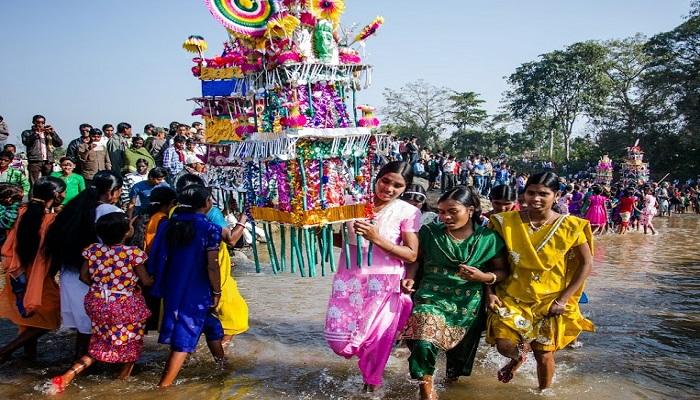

{"left": 147, "top": 212, "right": 222, "bottom": 352}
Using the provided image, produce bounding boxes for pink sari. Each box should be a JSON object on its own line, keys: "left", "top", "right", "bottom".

{"left": 324, "top": 199, "right": 420, "bottom": 385}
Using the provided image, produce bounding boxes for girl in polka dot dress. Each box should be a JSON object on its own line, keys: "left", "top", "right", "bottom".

{"left": 51, "top": 212, "right": 153, "bottom": 393}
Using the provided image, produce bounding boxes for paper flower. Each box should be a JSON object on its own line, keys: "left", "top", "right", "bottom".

{"left": 307, "top": 0, "right": 345, "bottom": 26}
{"left": 353, "top": 16, "right": 384, "bottom": 43}
{"left": 183, "top": 35, "right": 208, "bottom": 54}
{"left": 266, "top": 13, "right": 300, "bottom": 38}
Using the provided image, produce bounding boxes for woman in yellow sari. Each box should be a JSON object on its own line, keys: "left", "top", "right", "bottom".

{"left": 486, "top": 171, "right": 594, "bottom": 390}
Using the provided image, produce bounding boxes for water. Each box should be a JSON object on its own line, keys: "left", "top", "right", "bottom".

{"left": 1, "top": 215, "right": 699, "bottom": 399}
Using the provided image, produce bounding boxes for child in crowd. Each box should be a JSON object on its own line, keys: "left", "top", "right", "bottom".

{"left": 127, "top": 167, "right": 168, "bottom": 217}
{"left": 558, "top": 185, "right": 573, "bottom": 216}
{"left": 121, "top": 159, "right": 150, "bottom": 208}
{"left": 401, "top": 184, "right": 438, "bottom": 226}
{"left": 618, "top": 188, "right": 638, "bottom": 235}
{"left": 50, "top": 157, "right": 86, "bottom": 205}
{"left": 640, "top": 187, "right": 658, "bottom": 235}
{"left": 0, "top": 183, "right": 23, "bottom": 245}
{"left": 51, "top": 212, "right": 152, "bottom": 393}
{"left": 482, "top": 184, "right": 518, "bottom": 225}
{"left": 147, "top": 184, "right": 226, "bottom": 387}
{"left": 585, "top": 185, "right": 608, "bottom": 234}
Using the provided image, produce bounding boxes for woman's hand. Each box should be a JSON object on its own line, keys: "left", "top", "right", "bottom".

{"left": 353, "top": 220, "right": 380, "bottom": 243}
{"left": 457, "top": 264, "right": 489, "bottom": 282}
{"left": 400, "top": 278, "right": 415, "bottom": 294}
{"left": 548, "top": 298, "right": 567, "bottom": 316}
{"left": 211, "top": 294, "right": 221, "bottom": 310}
{"left": 486, "top": 292, "right": 503, "bottom": 311}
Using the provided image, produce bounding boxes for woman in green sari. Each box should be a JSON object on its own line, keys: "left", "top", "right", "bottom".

{"left": 402, "top": 186, "right": 508, "bottom": 400}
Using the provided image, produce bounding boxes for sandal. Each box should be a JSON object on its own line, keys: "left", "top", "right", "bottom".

{"left": 50, "top": 376, "right": 66, "bottom": 394}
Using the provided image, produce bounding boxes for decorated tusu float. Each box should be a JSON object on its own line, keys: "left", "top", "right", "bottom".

{"left": 183, "top": 0, "right": 388, "bottom": 276}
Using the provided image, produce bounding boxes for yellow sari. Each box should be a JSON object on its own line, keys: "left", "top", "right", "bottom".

{"left": 486, "top": 211, "right": 594, "bottom": 351}
{"left": 216, "top": 242, "right": 249, "bottom": 335}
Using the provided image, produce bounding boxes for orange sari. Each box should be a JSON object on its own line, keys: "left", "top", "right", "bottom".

{"left": 0, "top": 207, "right": 60, "bottom": 330}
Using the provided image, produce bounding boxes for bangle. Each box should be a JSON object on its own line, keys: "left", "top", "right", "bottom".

{"left": 235, "top": 222, "right": 246, "bottom": 229}
{"left": 486, "top": 272, "right": 497, "bottom": 285}
{"left": 554, "top": 299, "right": 565, "bottom": 307}
{"left": 211, "top": 290, "right": 222, "bottom": 295}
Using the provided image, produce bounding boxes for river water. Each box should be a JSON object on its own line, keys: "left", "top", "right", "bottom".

{"left": 0, "top": 215, "right": 698, "bottom": 399}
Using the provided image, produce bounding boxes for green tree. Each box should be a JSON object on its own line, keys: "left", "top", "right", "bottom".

{"left": 505, "top": 41, "right": 611, "bottom": 161}
{"left": 381, "top": 80, "right": 452, "bottom": 147}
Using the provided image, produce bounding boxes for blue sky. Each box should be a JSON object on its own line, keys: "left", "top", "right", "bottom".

{"left": 0, "top": 0, "right": 692, "bottom": 144}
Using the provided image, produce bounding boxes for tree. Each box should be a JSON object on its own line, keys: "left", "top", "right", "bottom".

{"left": 505, "top": 41, "right": 611, "bottom": 161}
{"left": 381, "top": 80, "right": 452, "bottom": 147}
{"left": 448, "top": 91, "right": 488, "bottom": 130}
{"left": 641, "top": 2, "right": 700, "bottom": 176}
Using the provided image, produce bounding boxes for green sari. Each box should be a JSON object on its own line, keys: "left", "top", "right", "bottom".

{"left": 402, "top": 221, "right": 504, "bottom": 378}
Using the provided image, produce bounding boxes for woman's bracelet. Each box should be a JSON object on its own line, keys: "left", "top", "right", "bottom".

{"left": 235, "top": 222, "right": 246, "bottom": 229}
{"left": 486, "top": 272, "right": 498, "bottom": 285}
{"left": 211, "top": 289, "right": 222, "bottom": 295}
{"left": 553, "top": 299, "right": 565, "bottom": 307}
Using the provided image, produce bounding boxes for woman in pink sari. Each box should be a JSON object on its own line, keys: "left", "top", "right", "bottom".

{"left": 324, "top": 161, "right": 420, "bottom": 392}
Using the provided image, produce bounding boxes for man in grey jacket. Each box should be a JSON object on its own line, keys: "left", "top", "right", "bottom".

{"left": 107, "top": 122, "right": 132, "bottom": 176}
{"left": 21, "top": 114, "right": 63, "bottom": 186}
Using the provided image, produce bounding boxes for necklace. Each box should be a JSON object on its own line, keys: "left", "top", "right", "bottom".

{"left": 446, "top": 229, "right": 467, "bottom": 242}
{"left": 526, "top": 211, "right": 556, "bottom": 233}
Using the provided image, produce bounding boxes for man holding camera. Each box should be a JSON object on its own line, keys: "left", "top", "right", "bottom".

{"left": 21, "top": 114, "right": 64, "bottom": 187}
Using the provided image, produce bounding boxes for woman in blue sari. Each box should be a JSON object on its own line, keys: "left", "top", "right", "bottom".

{"left": 147, "top": 184, "right": 224, "bottom": 387}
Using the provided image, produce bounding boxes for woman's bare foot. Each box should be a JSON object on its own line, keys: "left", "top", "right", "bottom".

{"left": 498, "top": 342, "right": 530, "bottom": 383}
{"left": 362, "top": 383, "right": 381, "bottom": 392}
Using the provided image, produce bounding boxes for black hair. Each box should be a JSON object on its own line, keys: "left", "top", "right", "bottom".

{"left": 96, "top": 212, "right": 130, "bottom": 245}
{"left": 438, "top": 186, "right": 482, "bottom": 222}
{"left": 166, "top": 185, "right": 211, "bottom": 247}
{"left": 524, "top": 171, "right": 560, "bottom": 193}
{"left": 146, "top": 186, "right": 177, "bottom": 216}
{"left": 132, "top": 136, "right": 145, "bottom": 144}
{"left": 175, "top": 173, "right": 205, "bottom": 193}
{"left": 79, "top": 123, "right": 92, "bottom": 131}
{"left": 102, "top": 123, "right": 113, "bottom": 132}
{"left": 592, "top": 185, "right": 603, "bottom": 195}
{"left": 0, "top": 151, "right": 13, "bottom": 160}
{"left": 45, "top": 171, "right": 123, "bottom": 272}
{"left": 173, "top": 135, "right": 186, "bottom": 144}
{"left": 0, "top": 183, "right": 23, "bottom": 203}
{"left": 32, "top": 115, "right": 45, "bottom": 124}
{"left": 16, "top": 177, "right": 66, "bottom": 268}
{"left": 135, "top": 158, "right": 149, "bottom": 167}
{"left": 144, "top": 123, "right": 155, "bottom": 131}
{"left": 3, "top": 144, "right": 16, "bottom": 151}
{"left": 400, "top": 184, "right": 429, "bottom": 212}
{"left": 59, "top": 157, "right": 74, "bottom": 165}
{"left": 148, "top": 167, "right": 167, "bottom": 180}
{"left": 490, "top": 185, "right": 517, "bottom": 202}
{"left": 117, "top": 122, "right": 131, "bottom": 133}
{"left": 89, "top": 127, "right": 103, "bottom": 136}
{"left": 376, "top": 160, "right": 414, "bottom": 189}
{"left": 624, "top": 188, "right": 634, "bottom": 197}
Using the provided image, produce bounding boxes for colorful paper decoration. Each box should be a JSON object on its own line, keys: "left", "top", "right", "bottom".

{"left": 205, "top": 0, "right": 279, "bottom": 37}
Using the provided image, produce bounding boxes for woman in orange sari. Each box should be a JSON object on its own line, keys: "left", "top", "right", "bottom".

{"left": 486, "top": 172, "right": 594, "bottom": 390}
{"left": 0, "top": 177, "right": 66, "bottom": 361}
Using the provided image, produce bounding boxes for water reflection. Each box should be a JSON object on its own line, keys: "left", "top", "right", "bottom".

{"left": 0, "top": 216, "right": 699, "bottom": 399}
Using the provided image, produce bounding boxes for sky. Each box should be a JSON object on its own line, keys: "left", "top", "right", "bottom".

{"left": 0, "top": 0, "right": 692, "bottom": 144}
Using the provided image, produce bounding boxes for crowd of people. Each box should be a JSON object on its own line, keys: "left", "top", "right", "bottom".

{"left": 0, "top": 119, "right": 694, "bottom": 398}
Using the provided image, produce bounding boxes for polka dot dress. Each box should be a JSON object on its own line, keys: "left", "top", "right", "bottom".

{"left": 82, "top": 244, "right": 151, "bottom": 363}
